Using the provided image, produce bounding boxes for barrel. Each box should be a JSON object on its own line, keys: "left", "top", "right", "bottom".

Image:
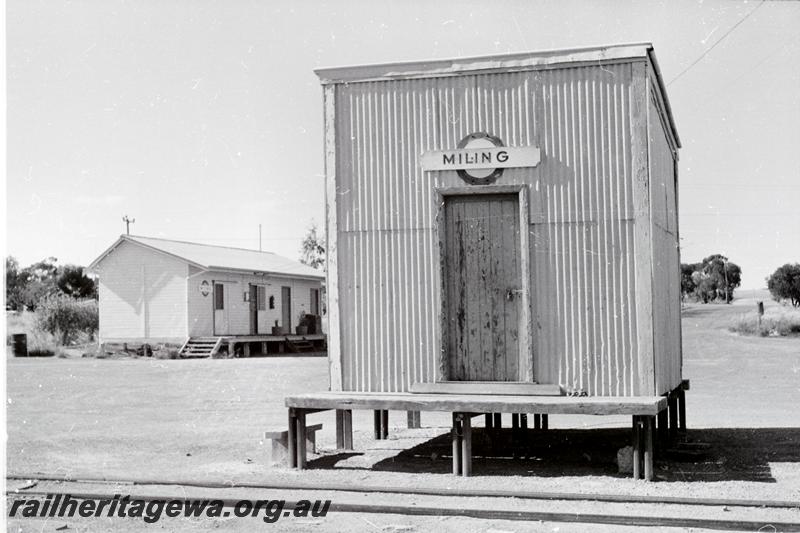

{"left": 12, "top": 333, "right": 28, "bottom": 357}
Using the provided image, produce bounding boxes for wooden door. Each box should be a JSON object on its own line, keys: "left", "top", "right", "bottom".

{"left": 310, "top": 288, "right": 320, "bottom": 316}
{"left": 281, "top": 286, "right": 292, "bottom": 331}
{"left": 443, "top": 194, "right": 522, "bottom": 381}
{"left": 213, "top": 282, "right": 230, "bottom": 335}
{"left": 249, "top": 284, "right": 258, "bottom": 335}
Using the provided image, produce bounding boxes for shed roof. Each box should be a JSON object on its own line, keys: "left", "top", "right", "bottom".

{"left": 89, "top": 235, "right": 325, "bottom": 280}
{"left": 316, "top": 42, "right": 680, "bottom": 148}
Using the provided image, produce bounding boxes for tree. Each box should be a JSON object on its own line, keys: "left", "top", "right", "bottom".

{"left": 767, "top": 263, "right": 800, "bottom": 307}
{"left": 6, "top": 256, "right": 25, "bottom": 310}
{"left": 681, "top": 255, "right": 742, "bottom": 303}
{"left": 36, "top": 295, "right": 99, "bottom": 345}
{"left": 17, "top": 257, "right": 60, "bottom": 310}
{"left": 691, "top": 270, "right": 716, "bottom": 303}
{"left": 6, "top": 257, "right": 99, "bottom": 309}
{"left": 700, "top": 254, "right": 741, "bottom": 303}
{"left": 57, "top": 265, "right": 97, "bottom": 299}
{"left": 680, "top": 262, "right": 700, "bottom": 301}
{"left": 299, "top": 222, "right": 326, "bottom": 270}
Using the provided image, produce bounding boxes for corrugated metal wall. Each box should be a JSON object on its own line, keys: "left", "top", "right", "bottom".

{"left": 333, "top": 61, "right": 661, "bottom": 395}
{"left": 648, "top": 94, "right": 682, "bottom": 395}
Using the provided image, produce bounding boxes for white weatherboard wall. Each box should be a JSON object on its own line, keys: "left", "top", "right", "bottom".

{"left": 96, "top": 240, "right": 188, "bottom": 343}
{"left": 187, "top": 269, "right": 323, "bottom": 336}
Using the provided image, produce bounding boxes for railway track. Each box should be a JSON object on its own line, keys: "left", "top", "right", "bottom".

{"left": 7, "top": 473, "right": 800, "bottom": 531}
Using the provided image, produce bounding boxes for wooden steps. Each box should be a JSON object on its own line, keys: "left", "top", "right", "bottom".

{"left": 179, "top": 337, "right": 223, "bottom": 358}
{"left": 285, "top": 337, "right": 316, "bottom": 353}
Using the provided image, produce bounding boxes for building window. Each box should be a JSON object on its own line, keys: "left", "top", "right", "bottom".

{"left": 257, "top": 286, "right": 266, "bottom": 311}
{"left": 214, "top": 283, "right": 224, "bottom": 310}
{"left": 269, "top": 295, "right": 275, "bottom": 309}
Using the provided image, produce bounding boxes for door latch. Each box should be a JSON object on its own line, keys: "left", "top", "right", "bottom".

{"left": 506, "top": 288, "right": 523, "bottom": 301}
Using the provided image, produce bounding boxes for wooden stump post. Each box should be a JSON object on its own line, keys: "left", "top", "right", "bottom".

{"left": 632, "top": 415, "right": 642, "bottom": 480}
{"left": 668, "top": 393, "right": 678, "bottom": 442}
{"left": 380, "top": 410, "right": 389, "bottom": 439}
{"left": 287, "top": 408, "right": 297, "bottom": 469}
{"left": 451, "top": 413, "right": 462, "bottom": 476}
{"left": 336, "top": 410, "right": 344, "bottom": 449}
{"left": 644, "top": 416, "right": 654, "bottom": 481}
{"left": 373, "top": 410, "right": 382, "bottom": 440}
{"left": 343, "top": 409, "right": 353, "bottom": 449}
{"left": 336, "top": 409, "right": 353, "bottom": 450}
{"left": 296, "top": 410, "right": 307, "bottom": 469}
{"left": 657, "top": 407, "right": 669, "bottom": 452}
{"left": 460, "top": 414, "right": 472, "bottom": 477}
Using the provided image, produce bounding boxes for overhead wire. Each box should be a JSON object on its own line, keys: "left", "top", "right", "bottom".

{"left": 667, "top": 0, "right": 767, "bottom": 87}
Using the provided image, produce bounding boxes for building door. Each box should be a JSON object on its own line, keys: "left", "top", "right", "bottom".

{"left": 310, "top": 288, "right": 320, "bottom": 315}
{"left": 213, "top": 282, "right": 230, "bottom": 335}
{"left": 249, "top": 284, "right": 258, "bottom": 335}
{"left": 442, "top": 193, "right": 522, "bottom": 381}
{"left": 281, "top": 286, "right": 292, "bottom": 332}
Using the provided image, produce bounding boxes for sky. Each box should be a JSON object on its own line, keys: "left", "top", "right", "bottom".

{"left": 5, "top": 0, "right": 799, "bottom": 289}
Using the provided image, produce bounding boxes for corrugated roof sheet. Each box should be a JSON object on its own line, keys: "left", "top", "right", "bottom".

{"left": 315, "top": 42, "right": 679, "bottom": 147}
{"left": 94, "top": 235, "right": 324, "bottom": 279}
{"left": 314, "top": 42, "right": 654, "bottom": 84}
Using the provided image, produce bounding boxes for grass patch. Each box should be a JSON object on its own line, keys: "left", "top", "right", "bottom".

{"left": 20, "top": 325, "right": 61, "bottom": 357}
{"left": 6, "top": 310, "right": 90, "bottom": 357}
{"left": 729, "top": 305, "right": 800, "bottom": 337}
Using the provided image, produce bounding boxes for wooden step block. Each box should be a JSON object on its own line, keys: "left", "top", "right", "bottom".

{"left": 264, "top": 423, "right": 323, "bottom": 465}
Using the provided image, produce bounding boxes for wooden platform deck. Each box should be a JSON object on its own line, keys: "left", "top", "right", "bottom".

{"left": 285, "top": 391, "right": 666, "bottom": 415}
{"left": 280, "top": 389, "right": 686, "bottom": 482}
{"left": 224, "top": 334, "right": 326, "bottom": 343}
{"left": 221, "top": 334, "right": 326, "bottom": 356}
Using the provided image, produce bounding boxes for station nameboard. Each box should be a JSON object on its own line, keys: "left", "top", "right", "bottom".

{"left": 199, "top": 280, "right": 211, "bottom": 297}
{"left": 420, "top": 145, "right": 540, "bottom": 171}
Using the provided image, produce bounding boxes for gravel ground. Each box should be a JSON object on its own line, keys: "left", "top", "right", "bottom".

{"left": 6, "top": 293, "right": 800, "bottom": 531}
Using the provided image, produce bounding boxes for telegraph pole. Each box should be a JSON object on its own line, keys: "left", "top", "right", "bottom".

{"left": 723, "top": 259, "right": 730, "bottom": 304}
{"left": 122, "top": 215, "right": 135, "bottom": 235}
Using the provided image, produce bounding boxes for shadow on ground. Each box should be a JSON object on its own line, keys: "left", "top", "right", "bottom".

{"left": 310, "top": 427, "right": 800, "bottom": 482}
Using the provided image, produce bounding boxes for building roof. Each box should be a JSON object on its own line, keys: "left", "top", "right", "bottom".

{"left": 315, "top": 42, "right": 656, "bottom": 84}
{"left": 89, "top": 235, "right": 325, "bottom": 280}
{"left": 315, "top": 42, "right": 680, "bottom": 148}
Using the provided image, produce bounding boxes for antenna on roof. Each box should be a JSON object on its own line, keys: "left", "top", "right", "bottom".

{"left": 122, "top": 215, "right": 135, "bottom": 235}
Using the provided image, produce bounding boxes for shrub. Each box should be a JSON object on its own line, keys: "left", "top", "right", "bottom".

{"left": 24, "top": 327, "right": 59, "bottom": 356}
{"left": 154, "top": 348, "right": 180, "bottom": 360}
{"left": 730, "top": 307, "right": 800, "bottom": 337}
{"left": 767, "top": 263, "right": 800, "bottom": 307}
{"left": 35, "top": 296, "right": 99, "bottom": 346}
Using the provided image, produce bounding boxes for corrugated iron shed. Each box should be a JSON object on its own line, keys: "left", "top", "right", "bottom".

{"left": 318, "top": 43, "right": 682, "bottom": 398}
